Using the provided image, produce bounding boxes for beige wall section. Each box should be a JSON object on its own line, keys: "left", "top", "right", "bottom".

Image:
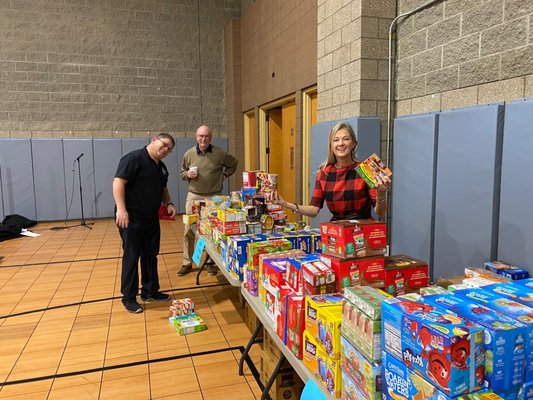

{"left": 395, "top": 0, "right": 533, "bottom": 116}
{"left": 0, "top": 0, "right": 240, "bottom": 138}
{"left": 317, "top": 0, "right": 395, "bottom": 125}
{"left": 240, "top": 0, "right": 317, "bottom": 111}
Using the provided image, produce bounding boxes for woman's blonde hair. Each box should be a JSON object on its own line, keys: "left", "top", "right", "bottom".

{"left": 319, "top": 122, "right": 358, "bottom": 170}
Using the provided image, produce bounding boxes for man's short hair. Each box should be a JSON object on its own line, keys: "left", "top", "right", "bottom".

{"left": 157, "top": 132, "right": 175, "bottom": 147}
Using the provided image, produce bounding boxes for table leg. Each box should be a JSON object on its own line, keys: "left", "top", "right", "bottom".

{"left": 195, "top": 253, "right": 211, "bottom": 285}
{"left": 238, "top": 317, "right": 262, "bottom": 376}
{"left": 261, "top": 355, "right": 286, "bottom": 400}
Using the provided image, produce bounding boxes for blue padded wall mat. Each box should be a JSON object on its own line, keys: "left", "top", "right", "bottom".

{"left": 63, "top": 139, "right": 96, "bottom": 219}
{"left": 93, "top": 139, "right": 122, "bottom": 218}
{"left": 433, "top": 103, "right": 503, "bottom": 278}
{"left": 309, "top": 117, "right": 381, "bottom": 227}
{"left": 121, "top": 138, "right": 149, "bottom": 156}
{"left": 0, "top": 139, "right": 36, "bottom": 221}
{"left": 175, "top": 138, "right": 197, "bottom": 214}
{"left": 498, "top": 98, "right": 533, "bottom": 273}
{"left": 32, "top": 139, "right": 67, "bottom": 221}
{"left": 391, "top": 113, "right": 438, "bottom": 269}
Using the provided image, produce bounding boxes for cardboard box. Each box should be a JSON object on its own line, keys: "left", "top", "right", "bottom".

{"left": 319, "top": 253, "right": 360, "bottom": 292}
{"left": 320, "top": 220, "right": 387, "bottom": 259}
{"left": 355, "top": 153, "right": 392, "bottom": 189}
{"left": 260, "top": 351, "right": 303, "bottom": 400}
{"left": 381, "top": 297, "right": 485, "bottom": 397}
{"left": 383, "top": 255, "right": 429, "bottom": 296}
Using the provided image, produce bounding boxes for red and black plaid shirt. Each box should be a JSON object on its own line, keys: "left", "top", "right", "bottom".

{"left": 310, "top": 161, "right": 376, "bottom": 220}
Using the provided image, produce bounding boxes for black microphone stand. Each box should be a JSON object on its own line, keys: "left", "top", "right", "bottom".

{"left": 75, "top": 154, "right": 93, "bottom": 229}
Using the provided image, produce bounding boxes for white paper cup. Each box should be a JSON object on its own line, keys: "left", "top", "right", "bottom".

{"left": 189, "top": 166, "right": 198, "bottom": 176}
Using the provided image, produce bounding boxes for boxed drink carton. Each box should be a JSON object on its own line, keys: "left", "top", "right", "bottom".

{"left": 341, "top": 368, "right": 371, "bottom": 400}
{"left": 302, "top": 330, "right": 342, "bottom": 397}
{"left": 381, "top": 297, "right": 485, "bottom": 397}
{"left": 423, "top": 293, "right": 527, "bottom": 392}
{"left": 355, "top": 153, "right": 392, "bottom": 189}
{"left": 286, "top": 294, "right": 305, "bottom": 359}
{"left": 340, "top": 335, "right": 382, "bottom": 400}
{"left": 320, "top": 220, "right": 387, "bottom": 259}
{"left": 384, "top": 255, "right": 429, "bottom": 296}
{"left": 286, "top": 253, "right": 320, "bottom": 293}
{"left": 301, "top": 260, "right": 336, "bottom": 295}
{"left": 453, "top": 287, "right": 533, "bottom": 382}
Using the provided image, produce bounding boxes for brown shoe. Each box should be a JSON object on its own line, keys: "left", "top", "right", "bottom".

{"left": 207, "top": 264, "right": 218, "bottom": 276}
{"left": 177, "top": 265, "right": 193, "bottom": 276}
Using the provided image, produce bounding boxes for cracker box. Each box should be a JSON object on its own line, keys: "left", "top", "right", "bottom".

{"left": 302, "top": 330, "right": 342, "bottom": 397}
{"left": 286, "top": 253, "right": 320, "bottom": 293}
{"left": 423, "top": 293, "right": 527, "bottom": 391}
{"left": 453, "top": 287, "right": 533, "bottom": 382}
{"left": 301, "top": 259, "right": 336, "bottom": 295}
{"left": 319, "top": 253, "right": 360, "bottom": 292}
{"left": 286, "top": 294, "right": 306, "bottom": 359}
{"left": 355, "top": 153, "right": 392, "bottom": 189}
{"left": 320, "top": 220, "right": 387, "bottom": 259}
{"left": 340, "top": 335, "right": 382, "bottom": 400}
{"left": 484, "top": 261, "right": 530, "bottom": 281}
{"left": 384, "top": 255, "right": 429, "bottom": 296}
{"left": 382, "top": 351, "right": 457, "bottom": 400}
{"left": 381, "top": 297, "right": 485, "bottom": 397}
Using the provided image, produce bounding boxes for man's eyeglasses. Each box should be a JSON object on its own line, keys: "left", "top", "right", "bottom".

{"left": 156, "top": 138, "right": 173, "bottom": 152}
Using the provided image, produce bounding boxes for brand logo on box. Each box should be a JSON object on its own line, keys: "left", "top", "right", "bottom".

{"left": 305, "top": 339, "right": 316, "bottom": 356}
{"left": 403, "top": 348, "right": 423, "bottom": 367}
{"left": 307, "top": 306, "right": 317, "bottom": 321}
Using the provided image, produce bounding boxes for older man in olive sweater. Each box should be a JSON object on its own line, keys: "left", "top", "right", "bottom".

{"left": 178, "top": 125, "right": 238, "bottom": 276}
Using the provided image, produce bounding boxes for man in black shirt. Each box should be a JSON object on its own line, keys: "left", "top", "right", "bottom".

{"left": 113, "top": 133, "right": 177, "bottom": 314}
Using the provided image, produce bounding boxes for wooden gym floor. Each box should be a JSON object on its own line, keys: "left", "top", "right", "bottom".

{"left": 0, "top": 218, "right": 262, "bottom": 399}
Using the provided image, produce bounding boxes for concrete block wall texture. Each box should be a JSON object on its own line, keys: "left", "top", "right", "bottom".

{"left": 395, "top": 0, "right": 533, "bottom": 116}
{"left": 0, "top": 0, "right": 240, "bottom": 138}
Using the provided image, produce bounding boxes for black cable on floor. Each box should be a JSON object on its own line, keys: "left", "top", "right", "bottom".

{"left": 0, "top": 282, "right": 230, "bottom": 320}
{"left": 0, "top": 345, "right": 247, "bottom": 387}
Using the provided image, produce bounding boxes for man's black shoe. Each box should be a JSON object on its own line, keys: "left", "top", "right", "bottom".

{"left": 123, "top": 301, "right": 143, "bottom": 314}
{"left": 177, "top": 265, "right": 193, "bottom": 276}
{"left": 141, "top": 292, "right": 170, "bottom": 302}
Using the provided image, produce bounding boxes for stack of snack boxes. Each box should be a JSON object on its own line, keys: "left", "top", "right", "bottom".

{"left": 168, "top": 298, "right": 208, "bottom": 336}
{"left": 302, "top": 293, "right": 344, "bottom": 397}
{"left": 341, "top": 286, "right": 386, "bottom": 399}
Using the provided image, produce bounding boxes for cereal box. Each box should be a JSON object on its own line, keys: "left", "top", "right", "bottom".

{"left": 381, "top": 297, "right": 485, "bottom": 397}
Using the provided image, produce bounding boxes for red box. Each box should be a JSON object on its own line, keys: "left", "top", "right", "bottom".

{"left": 301, "top": 260, "right": 336, "bottom": 295}
{"left": 383, "top": 255, "right": 429, "bottom": 296}
{"left": 320, "top": 220, "right": 387, "bottom": 259}
{"left": 286, "top": 294, "right": 306, "bottom": 359}
{"left": 358, "top": 256, "right": 386, "bottom": 289}
{"left": 319, "top": 253, "right": 360, "bottom": 292}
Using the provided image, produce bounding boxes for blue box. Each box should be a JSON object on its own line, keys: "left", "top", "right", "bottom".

{"left": 423, "top": 293, "right": 527, "bottom": 391}
{"left": 381, "top": 297, "right": 484, "bottom": 397}
{"left": 513, "top": 278, "right": 533, "bottom": 291}
{"left": 484, "top": 261, "right": 530, "bottom": 280}
{"left": 454, "top": 286, "right": 533, "bottom": 382}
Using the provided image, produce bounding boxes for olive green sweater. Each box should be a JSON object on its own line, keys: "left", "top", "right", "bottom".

{"left": 180, "top": 144, "right": 238, "bottom": 195}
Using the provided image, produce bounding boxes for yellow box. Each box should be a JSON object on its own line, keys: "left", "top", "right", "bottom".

{"left": 304, "top": 294, "right": 344, "bottom": 355}
{"left": 315, "top": 306, "right": 342, "bottom": 360}
{"left": 182, "top": 213, "right": 198, "bottom": 225}
{"left": 302, "top": 330, "right": 342, "bottom": 398}
{"left": 216, "top": 208, "right": 246, "bottom": 222}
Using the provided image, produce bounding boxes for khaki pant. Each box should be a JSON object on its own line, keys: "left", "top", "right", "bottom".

{"left": 182, "top": 191, "right": 219, "bottom": 266}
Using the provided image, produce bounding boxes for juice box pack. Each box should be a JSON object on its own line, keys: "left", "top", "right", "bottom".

{"left": 423, "top": 293, "right": 527, "bottom": 391}
{"left": 303, "top": 330, "right": 342, "bottom": 397}
{"left": 320, "top": 220, "right": 387, "bottom": 259}
{"left": 381, "top": 297, "right": 485, "bottom": 397}
{"left": 340, "top": 335, "right": 382, "bottom": 400}
{"left": 453, "top": 287, "right": 533, "bottom": 382}
{"left": 354, "top": 153, "right": 392, "bottom": 189}
{"left": 286, "top": 253, "right": 320, "bottom": 293}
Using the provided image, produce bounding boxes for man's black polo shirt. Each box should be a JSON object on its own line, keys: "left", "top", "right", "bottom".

{"left": 115, "top": 147, "right": 169, "bottom": 226}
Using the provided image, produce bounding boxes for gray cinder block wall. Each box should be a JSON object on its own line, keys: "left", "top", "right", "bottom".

{"left": 395, "top": 0, "right": 533, "bottom": 115}
{"left": 0, "top": 0, "right": 240, "bottom": 139}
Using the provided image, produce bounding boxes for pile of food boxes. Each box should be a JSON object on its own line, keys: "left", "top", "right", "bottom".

{"left": 186, "top": 170, "right": 532, "bottom": 399}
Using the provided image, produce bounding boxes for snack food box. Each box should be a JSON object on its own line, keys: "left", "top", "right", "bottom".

{"left": 302, "top": 330, "right": 342, "bottom": 397}
{"left": 341, "top": 368, "right": 370, "bottom": 400}
{"left": 383, "top": 351, "right": 459, "bottom": 400}
{"left": 301, "top": 260, "right": 336, "bottom": 295}
{"left": 381, "top": 297, "right": 485, "bottom": 397}
{"left": 423, "top": 293, "right": 527, "bottom": 391}
{"left": 453, "top": 287, "right": 533, "bottom": 382}
{"left": 483, "top": 282, "right": 533, "bottom": 309}
{"left": 464, "top": 266, "right": 509, "bottom": 283}
{"left": 355, "top": 153, "right": 392, "bottom": 189}
{"left": 286, "top": 294, "right": 305, "bottom": 359}
{"left": 305, "top": 294, "right": 343, "bottom": 359}
{"left": 286, "top": 253, "right": 320, "bottom": 293}
{"left": 320, "top": 220, "right": 387, "bottom": 259}
{"left": 340, "top": 335, "right": 382, "bottom": 400}
{"left": 484, "top": 261, "right": 530, "bottom": 281}
{"left": 174, "top": 315, "right": 207, "bottom": 335}
{"left": 384, "top": 255, "right": 429, "bottom": 296}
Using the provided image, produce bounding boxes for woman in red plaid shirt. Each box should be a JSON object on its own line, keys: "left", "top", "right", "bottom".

{"left": 267, "top": 122, "right": 391, "bottom": 221}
